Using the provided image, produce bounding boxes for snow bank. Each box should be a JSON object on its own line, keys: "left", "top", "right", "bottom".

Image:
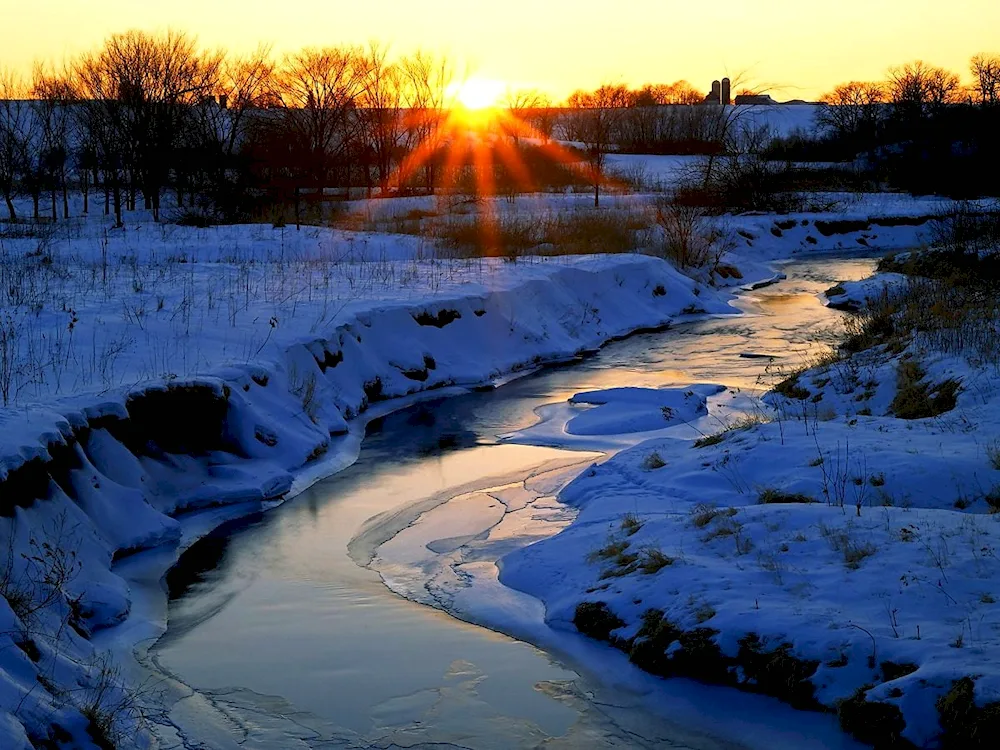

{"left": 501, "top": 330, "right": 1000, "bottom": 748}
{"left": 824, "top": 273, "right": 909, "bottom": 311}
{"left": 566, "top": 384, "right": 722, "bottom": 436}
{"left": 726, "top": 211, "right": 939, "bottom": 260}
{"left": 0, "top": 252, "right": 731, "bottom": 748}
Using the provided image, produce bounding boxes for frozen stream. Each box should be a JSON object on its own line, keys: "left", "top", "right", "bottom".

{"left": 150, "top": 255, "right": 878, "bottom": 750}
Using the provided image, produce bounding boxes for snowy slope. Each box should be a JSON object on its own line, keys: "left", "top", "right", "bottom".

{"left": 0, "top": 247, "right": 737, "bottom": 748}
{"left": 500, "top": 319, "right": 1000, "bottom": 748}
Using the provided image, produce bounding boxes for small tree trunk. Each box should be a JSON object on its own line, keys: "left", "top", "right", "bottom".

{"left": 113, "top": 181, "right": 123, "bottom": 227}
{"left": 62, "top": 181, "right": 69, "bottom": 219}
{"left": 702, "top": 154, "right": 716, "bottom": 191}
{"left": 4, "top": 195, "right": 15, "bottom": 221}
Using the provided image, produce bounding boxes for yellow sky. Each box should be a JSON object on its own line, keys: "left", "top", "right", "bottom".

{"left": 2, "top": 0, "right": 998, "bottom": 100}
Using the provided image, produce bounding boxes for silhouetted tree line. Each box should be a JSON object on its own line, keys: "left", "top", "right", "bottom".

{"left": 6, "top": 34, "right": 1000, "bottom": 223}
{"left": 562, "top": 82, "right": 736, "bottom": 156}
{"left": 770, "top": 56, "right": 1000, "bottom": 197}
{"left": 0, "top": 31, "right": 456, "bottom": 225}
{"left": 0, "top": 32, "right": 737, "bottom": 221}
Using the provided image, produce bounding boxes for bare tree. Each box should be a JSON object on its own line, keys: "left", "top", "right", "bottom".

{"left": 73, "top": 30, "right": 219, "bottom": 222}
{"left": 213, "top": 45, "right": 277, "bottom": 155}
{"left": 696, "top": 104, "right": 750, "bottom": 193}
{"left": 357, "top": 43, "right": 406, "bottom": 194}
{"left": 0, "top": 70, "right": 31, "bottom": 221}
{"left": 186, "top": 44, "right": 276, "bottom": 216}
{"left": 888, "top": 61, "right": 963, "bottom": 118}
{"left": 566, "top": 84, "right": 629, "bottom": 207}
{"left": 72, "top": 57, "right": 127, "bottom": 225}
{"left": 817, "top": 81, "right": 887, "bottom": 142}
{"left": 277, "top": 45, "right": 365, "bottom": 218}
{"left": 0, "top": 71, "right": 46, "bottom": 221}
{"left": 971, "top": 53, "right": 1000, "bottom": 106}
{"left": 654, "top": 199, "right": 733, "bottom": 269}
{"left": 32, "top": 65, "right": 75, "bottom": 220}
{"left": 631, "top": 81, "right": 703, "bottom": 106}
{"left": 501, "top": 89, "right": 549, "bottom": 145}
{"left": 663, "top": 81, "right": 705, "bottom": 105}
{"left": 400, "top": 50, "right": 453, "bottom": 193}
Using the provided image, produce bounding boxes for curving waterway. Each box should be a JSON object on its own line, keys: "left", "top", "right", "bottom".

{"left": 148, "top": 255, "right": 879, "bottom": 750}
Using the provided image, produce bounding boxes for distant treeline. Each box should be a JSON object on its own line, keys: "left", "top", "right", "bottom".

{"left": 0, "top": 31, "right": 721, "bottom": 225}
{"left": 767, "top": 56, "right": 1000, "bottom": 197}
{"left": 3, "top": 31, "right": 1000, "bottom": 225}
{"left": 0, "top": 32, "right": 475, "bottom": 225}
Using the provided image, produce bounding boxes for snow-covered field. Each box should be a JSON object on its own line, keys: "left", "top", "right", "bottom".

{"left": 605, "top": 154, "right": 703, "bottom": 190}
{"left": 0, "top": 190, "right": 952, "bottom": 408}
{"left": 0, "top": 174, "right": 978, "bottom": 749}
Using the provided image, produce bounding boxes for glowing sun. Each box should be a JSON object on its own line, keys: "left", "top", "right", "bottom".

{"left": 452, "top": 78, "right": 505, "bottom": 111}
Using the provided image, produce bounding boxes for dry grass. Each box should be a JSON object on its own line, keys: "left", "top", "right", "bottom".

{"left": 639, "top": 546, "right": 676, "bottom": 574}
{"left": 690, "top": 503, "right": 738, "bottom": 529}
{"left": 856, "top": 206, "right": 1000, "bottom": 365}
{"left": 820, "top": 522, "right": 878, "bottom": 569}
{"left": 643, "top": 451, "right": 667, "bottom": 470}
{"left": 620, "top": 512, "right": 644, "bottom": 536}
{"left": 339, "top": 202, "right": 654, "bottom": 260}
{"left": 694, "top": 602, "right": 718, "bottom": 623}
{"left": 842, "top": 275, "right": 1000, "bottom": 366}
{"left": 985, "top": 485, "right": 1000, "bottom": 513}
{"left": 986, "top": 441, "right": 1000, "bottom": 471}
{"left": 889, "top": 359, "right": 961, "bottom": 420}
{"left": 758, "top": 488, "right": 816, "bottom": 504}
{"left": 694, "top": 433, "right": 725, "bottom": 448}
{"left": 693, "top": 412, "right": 770, "bottom": 448}
{"left": 588, "top": 536, "right": 631, "bottom": 562}
{"left": 434, "top": 207, "right": 653, "bottom": 259}
{"left": 772, "top": 374, "right": 811, "bottom": 400}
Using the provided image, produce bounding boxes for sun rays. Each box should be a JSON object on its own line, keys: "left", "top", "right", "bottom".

{"left": 379, "top": 98, "right": 631, "bottom": 257}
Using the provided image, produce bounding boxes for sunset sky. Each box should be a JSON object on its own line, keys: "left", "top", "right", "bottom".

{"left": 2, "top": 0, "right": 998, "bottom": 100}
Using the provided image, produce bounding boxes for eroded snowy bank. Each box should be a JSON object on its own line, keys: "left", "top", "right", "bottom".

{"left": 0, "top": 251, "right": 738, "bottom": 748}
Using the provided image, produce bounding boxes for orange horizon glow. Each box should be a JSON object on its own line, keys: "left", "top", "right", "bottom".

{"left": 2, "top": 1, "right": 1000, "bottom": 101}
